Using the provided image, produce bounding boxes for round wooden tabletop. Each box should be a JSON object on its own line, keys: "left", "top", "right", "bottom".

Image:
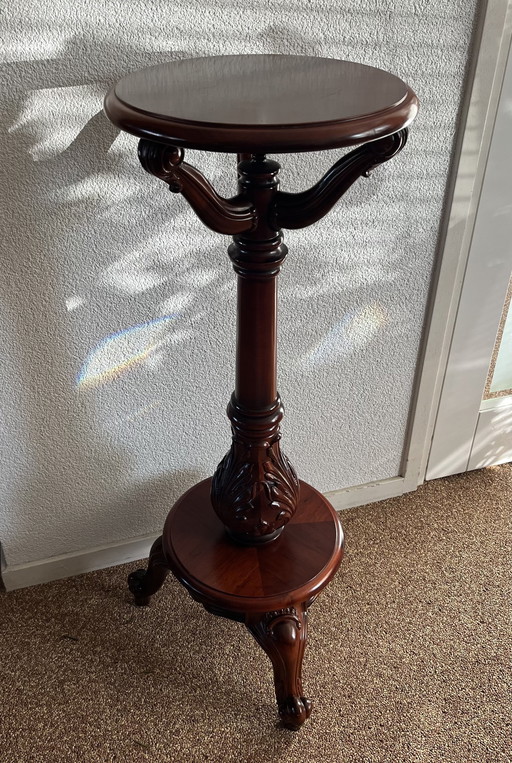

{"left": 105, "top": 54, "right": 418, "bottom": 153}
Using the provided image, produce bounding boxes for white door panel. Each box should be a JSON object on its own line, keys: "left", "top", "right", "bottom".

{"left": 468, "top": 398, "right": 512, "bottom": 469}
{"left": 427, "top": 39, "right": 512, "bottom": 479}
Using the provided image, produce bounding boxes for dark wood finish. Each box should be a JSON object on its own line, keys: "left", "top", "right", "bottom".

{"left": 134, "top": 478, "right": 343, "bottom": 729}
{"left": 247, "top": 605, "right": 311, "bottom": 730}
{"left": 161, "top": 479, "right": 343, "bottom": 612}
{"left": 127, "top": 536, "right": 169, "bottom": 607}
{"left": 138, "top": 141, "right": 255, "bottom": 235}
{"left": 105, "top": 55, "right": 418, "bottom": 153}
{"left": 104, "top": 54, "right": 417, "bottom": 729}
{"left": 136, "top": 144, "right": 410, "bottom": 542}
{"left": 212, "top": 156, "right": 298, "bottom": 542}
{"left": 273, "top": 129, "right": 408, "bottom": 229}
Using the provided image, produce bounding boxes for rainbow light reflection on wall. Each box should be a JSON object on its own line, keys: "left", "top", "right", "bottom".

{"left": 77, "top": 315, "right": 176, "bottom": 390}
{"left": 306, "top": 302, "right": 389, "bottom": 367}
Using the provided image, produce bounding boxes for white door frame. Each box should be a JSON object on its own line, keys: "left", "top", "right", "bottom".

{"left": 404, "top": 0, "right": 512, "bottom": 485}
{"left": 329, "top": 0, "right": 512, "bottom": 510}
{"left": 427, "top": 35, "right": 512, "bottom": 479}
{"left": 323, "top": 1, "right": 512, "bottom": 510}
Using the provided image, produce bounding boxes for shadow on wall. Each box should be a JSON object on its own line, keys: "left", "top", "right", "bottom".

{"left": 0, "top": 29, "right": 325, "bottom": 565}
{"left": 0, "top": 27, "right": 436, "bottom": 566}
{"left": 0, "top": 38, "right": 202, "bottom": 565}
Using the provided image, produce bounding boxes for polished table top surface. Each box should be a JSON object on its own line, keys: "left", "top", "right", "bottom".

{"left": 105, "top": 55, "right": 418, "bottom": 153}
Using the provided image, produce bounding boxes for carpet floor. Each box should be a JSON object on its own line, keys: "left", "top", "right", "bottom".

{"left": 0, "top": 465, "right": 510, "bottom": 762}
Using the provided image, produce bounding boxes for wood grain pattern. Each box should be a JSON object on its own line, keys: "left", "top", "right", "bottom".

{"left": 162, "top": 478, "right": 343, "bottom": 612}
{"left": 105, "top": 55, "right": 418, "bottom": 153}
{"left": 126, "top": 479, "right": 343, "bottom": 728}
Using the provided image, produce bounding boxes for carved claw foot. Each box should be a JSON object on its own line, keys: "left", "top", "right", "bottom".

{"left": 127, "top": 569, "right": 152, "bottom": 606}
{"left": 127, "top": 536, "right": 169, "bottom": 606}
{"left": 279, "top": 695, "right": 313, "bottom": 731}
{"left": 246, "top": 603, "right": 312, "bottom": 730}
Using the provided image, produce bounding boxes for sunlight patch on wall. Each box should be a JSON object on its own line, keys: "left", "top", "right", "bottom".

{"left": 2, "top": 30, "right": 66, "bottom": 62}
{"left": 101, "top": 255, "right": 169, "bottom": 295}
{"left": 159, "top": 291, "right": 194, "bottom": 313}
{"left": 178, "top": 268, "right": 219, "bottom": 287}
{"left": 66, "top": 295, "right": 85, "bottom": 312}
{"left": 53, "top": 173, "right": 144, "bottom": 204}
{"left": 9, "top": 84, "right": 105, "bottom": 160}
{"left": 304, "top": 302, "right": 388, "bottom": 367}
{"left": 77, "top": 315, "right": 176, "bottom": 390}
{"left": 108, "top": 132, "right": 136, "bottom": 155}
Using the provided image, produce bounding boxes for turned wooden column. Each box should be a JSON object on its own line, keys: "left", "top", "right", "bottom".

{"left": 104, "top": 54, "right": 418, "bottom": 730}
{"left": 211, "top": 155, "right": 299, "bottom": 544}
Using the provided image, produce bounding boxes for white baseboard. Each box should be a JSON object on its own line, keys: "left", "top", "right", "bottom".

{"left": 325, "top": 475, "right": 407, "bottom": 511}
{"left": 1, "top": 533, "right": 159, "bottom": 592}
{"left": 1, "top": 476, "right": 409, "bottom": 592}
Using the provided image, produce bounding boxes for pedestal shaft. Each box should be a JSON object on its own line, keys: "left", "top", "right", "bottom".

{"left": 211, "top": 157, "right": 299, "bottom": 543}
{"left": 235, "top": 274, "right": 277, "bottom": 408}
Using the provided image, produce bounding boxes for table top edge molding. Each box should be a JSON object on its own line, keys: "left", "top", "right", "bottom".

{"left": 104, "top": 55, "right": 418, "bottom": 153}
{"left": 104, "top": 88, "right": 418, "bottom": 153}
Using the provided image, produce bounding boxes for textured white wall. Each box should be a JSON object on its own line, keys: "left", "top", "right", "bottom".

{"left": 0, "top": 1, "right": 477, "bottom": 567}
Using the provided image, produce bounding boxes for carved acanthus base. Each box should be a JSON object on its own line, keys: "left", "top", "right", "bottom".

{"left": 211, "top": 396, "right": 300, "bottom": 543}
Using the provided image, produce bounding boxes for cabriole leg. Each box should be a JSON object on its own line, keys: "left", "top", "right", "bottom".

{"left": 128, "top": 536, "right": 170, "bottom": 606}
{"left": 246, "top": 603, "right": 312, "bottom": 730}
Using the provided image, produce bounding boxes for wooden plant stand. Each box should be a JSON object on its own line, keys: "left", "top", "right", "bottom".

{"left": 104, "top": 55, "right": 417, "bottom": 729}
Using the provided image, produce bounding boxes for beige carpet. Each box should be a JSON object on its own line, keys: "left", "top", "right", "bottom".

{"left": 1, "top": 466, "right": 510, "bottom": 763}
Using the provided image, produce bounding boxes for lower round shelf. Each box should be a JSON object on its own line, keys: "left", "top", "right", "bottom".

{"left": 162, "top": 477, "right": 344, "bottom": 614}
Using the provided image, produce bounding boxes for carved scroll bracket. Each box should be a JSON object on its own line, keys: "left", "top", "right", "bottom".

{"left": 138, "top": 139, "right": 256, "bottom": 235}
{"left": 272, "top": 128, "right": 408, "bottom": 230}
